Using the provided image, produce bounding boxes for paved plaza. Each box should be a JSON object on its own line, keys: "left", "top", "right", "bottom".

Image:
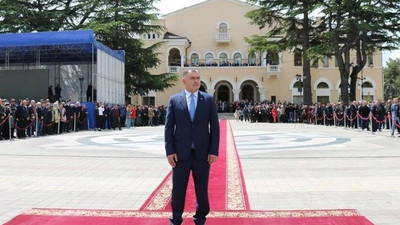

{"left": 0, "top": 121, "right": 399, "bottom": 224}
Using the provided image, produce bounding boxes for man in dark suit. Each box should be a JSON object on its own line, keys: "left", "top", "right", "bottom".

{"left": 165, "top": 69, "right": 220, "bottom": 225}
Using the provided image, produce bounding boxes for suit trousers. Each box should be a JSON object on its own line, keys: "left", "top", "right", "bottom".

{"left": 170, "top": 149, "right": 210, "bottom": 225}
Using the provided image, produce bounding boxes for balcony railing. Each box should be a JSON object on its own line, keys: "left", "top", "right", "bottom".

{"left": 215, "top": 33, "right": 231, "bottom": 43}
{"left": 168, "top": 66, "right": 179, "bottom": 73}
{"left": 266, "top": 64, "right": 281, "bottom": 78}
{"left": 268, "top": 65, "right": 280, "bottom": 72}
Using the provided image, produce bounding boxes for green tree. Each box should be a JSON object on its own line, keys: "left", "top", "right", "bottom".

{"left": 246, "top": 0, "right": 323, "bottom": 105}
{"left": 81, "top": 0, "right": 178, "bottom": 99}
{"left": 0, "top": 0, "right": 178, "bottom": 101}
{"left": 384, "top": 58, "right": 400, "bottom": 100}
{"left": 314, "top": 0, "right": 400, "bottom": 103}
{"left": 0, "top": 0, "right": 87, "bottom": 32}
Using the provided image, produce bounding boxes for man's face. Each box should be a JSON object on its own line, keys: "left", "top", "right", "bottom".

{"left": 183, "top": 71, "right": 201, "bottom": 93}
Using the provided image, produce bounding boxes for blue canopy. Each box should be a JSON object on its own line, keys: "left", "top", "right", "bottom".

{"left": 0, "top": 30, "right": 125, "bottom": 63}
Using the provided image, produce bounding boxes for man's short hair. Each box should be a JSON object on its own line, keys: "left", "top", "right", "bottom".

{"left": 182, "top": 69, "right": 200, "bottom": 77}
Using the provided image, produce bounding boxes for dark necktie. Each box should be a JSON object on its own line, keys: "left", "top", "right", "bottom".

{"left": 189, "top": 94, "right": 196, "bottom": 121}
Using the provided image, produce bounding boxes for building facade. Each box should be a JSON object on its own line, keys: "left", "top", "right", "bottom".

{"left": 140, "top": 0, "right": 383, "bottom": 106}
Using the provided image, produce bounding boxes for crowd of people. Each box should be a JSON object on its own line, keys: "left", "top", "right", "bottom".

{"left": 0, "top": 98, "right": 89, "bottom": 140}
{"left": 226, "top": 98, "right": 400, "bottom": 137}
{"left": 0, "top": 97, "right": 168, "bottom": 141}
{"left": 93, "top": 103, "right": 167, "bottom": 131}
{"left": 2, "top": 96, "right": 400, "bottom": 141}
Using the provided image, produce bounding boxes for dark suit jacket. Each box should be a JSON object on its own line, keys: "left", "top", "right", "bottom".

{"left": 165, "top": 90, "right": 219, "bottom": 161}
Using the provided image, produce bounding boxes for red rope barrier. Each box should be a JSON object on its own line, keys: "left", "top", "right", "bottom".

{"left": 43, "top": 121, "right": 55, "bottom": 127}
{"left": 358, "top": 113, "right": 370, "bottom": 121}
{"left": 77, "top": 117, "right": 87, "bottom": 125}
{"left": 14, "top": 119, "right": 35, "bottom": 131}
{"left": 371, "top": 115, "right": 387, "bottom": 124}
{"left": 325, "top": 115, "right": 334, "bottom": 121}
{"left": 345, "top": 114, "right": 358, "bottom": 122}
{"left": 334, "top": 113, "right": 344, "bottom": 122}
{"left": 0, "top": 116, "right": 10, "bottom": 126}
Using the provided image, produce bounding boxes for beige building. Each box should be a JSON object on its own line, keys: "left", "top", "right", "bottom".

{"left": 140, "top": 0, "right": 383, "bottom": 106}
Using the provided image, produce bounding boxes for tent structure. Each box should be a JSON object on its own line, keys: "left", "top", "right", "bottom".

{"left": 0, "top": 30, "right": 125, "bottom": 104}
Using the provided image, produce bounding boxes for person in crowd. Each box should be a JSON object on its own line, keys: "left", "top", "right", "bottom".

{"left": 86, "top": 84, "right": 93, "bottom": 102}
{"left": 55, "top": 84, "right": 62, "bottom": 102}
{"left": 36, "top": 102, "right": 44, "bottom": 136}
{"left": 120, "top": 105, "right": 127, "bottom": 128}
{"left": 391, "top": 98, "right": 400, "bottom": 137}
{"left": 130, "top": 105, "right": 137, "bottom": 128}
{"left": 104, "top": 104, "right": 111, "bottom": 130}
{"left": 53, "top": 102, "right": 60, "bottom": 134}
{"left": 385, "top": 99, "right": 392, "bottom": 130}
{"left": 142, "top": 105, "right": 149, "bottom": 126}
{"left": 15, "top": 100, "right": 30, "bottom": 138}
{"left": 159, "top": 105, "right": 166, "bottom": 125}
{"left": 59, "top": 102, "right": 67, "bottom": 133}
{"left": 44, "top": 102, "right": 54, "bottom": 135}
{"left": 64, "top": 100, "right": 73, "bottom": 132}
{"left": 74, "top": 102, "right": 82, "bottom": 131}
{"left": 136, "top": 105, "right": 142, "bottom": 127}
{"left": 48, "top": 85, "right": 54, "bottom": 101}
{"left": 96, "top": 103, "right": 104, "bottom": 131}
{"left": 376, "top": 99, "right": 386, "bottom": 132}
{"left": 243, "top": 105, "right": 250, "bottom": 122}
{"left": 358, "top": 100, "right": 370, "bottom": 131}
{"left": 27, "top": 100, "right": 37, "bottom": 137}
{"left": 148, "top": 105, "right": 154, "bottom": 126}
{"left": 234, "top": 107, "right": 240, "bottom": 122}
{"left": 272, "top": 105, "right": 278, "bottom": 123}
{"left": 111, "top": 104, "right": 121, "bottom": 130}
{"left": 79, "top": 104, "right": 88, "bottom": 130}
{"left": 1, "top": 101, "right": 13, "bottom": 140}
{"left": 125, "top": 105, "right": 132, "bottom": 129}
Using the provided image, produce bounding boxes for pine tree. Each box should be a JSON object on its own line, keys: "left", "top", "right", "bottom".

{"left": 246, "top": 0, "right": 323, "bottom": 105}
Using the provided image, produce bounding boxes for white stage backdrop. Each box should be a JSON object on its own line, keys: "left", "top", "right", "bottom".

{"left": 96, "top": 49, "right": 125, "bottom": 104}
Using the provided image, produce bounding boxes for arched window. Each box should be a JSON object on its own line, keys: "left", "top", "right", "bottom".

{"left": 293, "top": 81, "right": 303, "bottom": 88}
{"left": 317, "top": 82, "right": 329, "bottom": 89}
{"left": 205, "top": 53, "right": 214, "bottom": 65}
{"left": 266, "top": 51, "right": 279, "bottom": 65}
{"left": 219, "top": 23, "right": 228, "bottom": 34}
{"left": 234, "top": 53, "right": 242, "bottom": 65}
{"left": 362, "top": 81, "right": 373, "bottom": 88}
{"left": 191, "top": 53, "right": 199, "bottom": 66}
{"left": 219, "top": 53, "right": 228, "bottom": 64}
{"left": 248, "top": 53, "right": 256, "bottom": 66}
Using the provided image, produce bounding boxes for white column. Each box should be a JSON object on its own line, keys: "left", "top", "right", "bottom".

{"left": 232, "top": 88, "right": 240, "bottom": 101}
{"left": 258, "top": 88, "right": 266, "bottom": 101}
{"left": 262, "top": 52, "right": 267, "bottom": 66}
{"left": 207, "top": 89, "right": 215, "bottom": 96}
{"left": 181, "top": 53, "right": 185, "bottom": 67}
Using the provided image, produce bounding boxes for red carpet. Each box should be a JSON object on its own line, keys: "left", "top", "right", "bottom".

{"left": 5, "top": 208, "right": 374, "bottom": 225}
{"left": 4, "top": 120, "right": 374, "bottom": 225}
{"left": 140, "top": 119, "right": 249, "bottom": 211}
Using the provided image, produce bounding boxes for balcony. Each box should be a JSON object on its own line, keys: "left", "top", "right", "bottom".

{"left": 215, "top": 33, "right": 231, "bottom": 43}
{"left": 168, "top": 66, "right": 179, "bottom": 73}
{"left": 266, "top": 64, "right": 281, "bottom": 78}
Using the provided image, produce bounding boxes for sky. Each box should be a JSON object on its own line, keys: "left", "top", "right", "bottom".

{"left": 154, "top": 0, "right": 400, "bottom": 66}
